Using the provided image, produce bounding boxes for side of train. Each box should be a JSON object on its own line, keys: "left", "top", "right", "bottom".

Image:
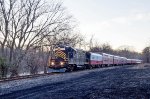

{"left": 49, "top": 45, "right": 142, "bottom": 71}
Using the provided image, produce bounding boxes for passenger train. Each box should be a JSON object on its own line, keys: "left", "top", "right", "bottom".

{"left": 48, "top": 45, "right": 142, "bottom": 72}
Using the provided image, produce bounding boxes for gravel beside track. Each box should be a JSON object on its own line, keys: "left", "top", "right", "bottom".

{"left": 1, "top": 64, "right": 150, "bottom": 99}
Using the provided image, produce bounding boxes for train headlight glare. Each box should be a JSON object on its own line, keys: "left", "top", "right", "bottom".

{"left": 60, "top": 62, "right": 64, "bottom": 65}
{"left": 51, "top": 62, "right": 55, "bottom": 66}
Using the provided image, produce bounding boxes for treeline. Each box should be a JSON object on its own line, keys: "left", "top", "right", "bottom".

{"left": 88, "top": 36, "right": 143, "bottom": 59}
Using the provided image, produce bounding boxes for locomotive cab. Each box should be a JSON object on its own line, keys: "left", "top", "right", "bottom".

{"left": 49, "top": 45, "right": 86, "bottom": 71}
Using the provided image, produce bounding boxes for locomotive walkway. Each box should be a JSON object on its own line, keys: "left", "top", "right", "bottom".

{"left": 1, "top": 64, "right": 150, "bottom": 99}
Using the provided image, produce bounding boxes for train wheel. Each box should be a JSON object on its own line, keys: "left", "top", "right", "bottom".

{"left": 74, "top": 65, "right": 77, "bottom": 71}
{"left": 66, "top": 65, "right": 74, "bottom": 72}
{"left": 89, "top": 65, "right": 93, "bottom": 69}
{"left": 82, "top": 65, "right": 86, "bottom": 70}
{"left": 85, "top": 65, "right": 89, "bottom": 69}
{"left": 98, "top": 65, "right": 101, "bottom": 68}
{"left": 69, "top": 66, "right": 74, "bottom": 72}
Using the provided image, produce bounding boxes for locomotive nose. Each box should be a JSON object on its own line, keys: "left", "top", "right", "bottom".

{"left": 50, "top": 60, "right": 66, "bottom": 69}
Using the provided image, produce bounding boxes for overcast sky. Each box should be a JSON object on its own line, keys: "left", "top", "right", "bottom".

{"left": 63, "top": 0, "right": 150, "bottom": 52}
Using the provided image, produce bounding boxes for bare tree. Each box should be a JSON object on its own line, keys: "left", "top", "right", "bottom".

{"left": 26, "top": 50, "right": 39, "bottom": 75}
{"left": 116, "top": 45, "right": 141, "bottom": 59}
{"left": 89, "top": 34, "right": 94, "bottom": 50}
{"left": 142, "top": 46, "right": 150, "bottom": 63}
{"left": 55, "top": 32, "right": 84, "bottom": 47}
{"left": 0, "top": 0, "right": 16, "bottom": 56}
{"left": 0, "top": 0, "right": 74, "bottom": 76}
{"left": 90, "top": 43, "right": 113, "bottom": 54}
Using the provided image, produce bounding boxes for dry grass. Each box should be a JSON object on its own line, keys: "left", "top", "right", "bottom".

{"left": 129, "top": 63, "right": 150, "bottom": 69}
{"left": 137, "top": 63, "right": 150, "bottom": 67}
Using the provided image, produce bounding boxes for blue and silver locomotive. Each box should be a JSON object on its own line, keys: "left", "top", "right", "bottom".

{"left": 49, "top": 45, "right": 86, "bottom": 71}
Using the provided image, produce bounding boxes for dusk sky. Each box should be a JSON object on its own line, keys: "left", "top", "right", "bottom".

{"left": 63, "top": 0, "right": 150, "bottom": 52}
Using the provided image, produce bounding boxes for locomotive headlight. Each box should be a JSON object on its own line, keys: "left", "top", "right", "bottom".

{"left": 60, "top": 62, "right": 64, "bottom": 65}
{"left": 51, "top": 62, "right": 55, "bottom": 66}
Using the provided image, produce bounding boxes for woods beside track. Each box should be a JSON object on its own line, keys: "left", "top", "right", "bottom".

{"left": 1, "top": 64, "right": 150, "bottom": 99}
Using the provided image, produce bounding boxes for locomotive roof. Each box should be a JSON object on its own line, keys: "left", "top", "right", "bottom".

{"left": 102, "top": 53, "right": 113, "bottom": 56}
{"left": 90, "top": 52, "right": 102, "bottom": 56}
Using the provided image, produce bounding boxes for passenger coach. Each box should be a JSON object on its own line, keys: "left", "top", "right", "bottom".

{"left": 86, "top": 52, "right": 103, "bottom": 68}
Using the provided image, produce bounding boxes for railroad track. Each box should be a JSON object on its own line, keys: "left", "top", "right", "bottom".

{"left": 0, "top": 73, "right": 56, "bottom": 83}
{"left": 0, "top": 68, "right": 92, "bottom": 83}
{"left": 0, "top": 68, "right": 85, "bottom": 83}
{"left": 0, "top": 65, "right": 124, "bottom": 83}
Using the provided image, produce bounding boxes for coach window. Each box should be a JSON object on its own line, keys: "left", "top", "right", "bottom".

{"left": 92, "top": 56, "right": 94, "bottom": 60}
